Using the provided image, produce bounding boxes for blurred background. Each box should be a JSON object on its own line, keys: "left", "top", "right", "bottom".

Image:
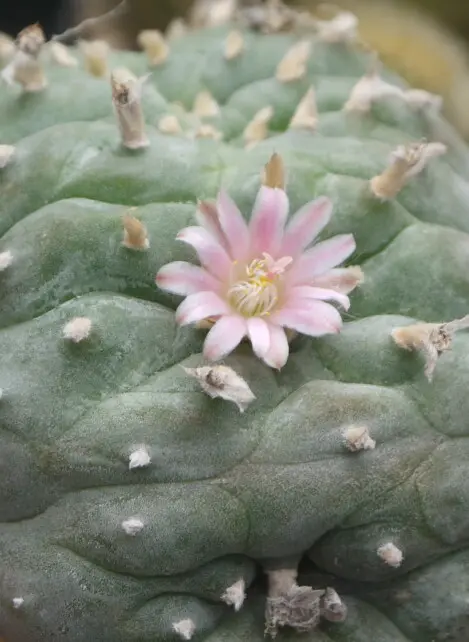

{"left": 2, "top": 0, "right": 469, "bottom": 137}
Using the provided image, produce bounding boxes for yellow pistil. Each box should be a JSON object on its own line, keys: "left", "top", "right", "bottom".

{"left": 227, "top": 254, "right": 292, "bottom": 317}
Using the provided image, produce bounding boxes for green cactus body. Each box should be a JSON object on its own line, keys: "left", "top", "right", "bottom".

{"left": 1, "top": 11, "right": 469, "bottom": 642}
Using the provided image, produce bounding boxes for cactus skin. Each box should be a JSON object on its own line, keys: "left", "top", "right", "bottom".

{"left": 1, "top": 18, "right": 469, "bottom": 642}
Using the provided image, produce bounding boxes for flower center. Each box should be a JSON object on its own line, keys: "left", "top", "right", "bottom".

{"left": 227, "top": 253, "right": 292, "bottom": 317}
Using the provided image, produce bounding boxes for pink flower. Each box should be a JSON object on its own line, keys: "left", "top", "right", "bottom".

{"left": 156, "top": 184, "right": 359, "bottom": 369}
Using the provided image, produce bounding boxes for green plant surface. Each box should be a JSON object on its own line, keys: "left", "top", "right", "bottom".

{"left": 1, "top": 20, "right": 469, "bottom": 642}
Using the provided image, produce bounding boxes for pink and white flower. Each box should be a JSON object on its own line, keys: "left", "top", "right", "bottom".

{"left": 156, "top": 181, "right": 360, "bottom": 369}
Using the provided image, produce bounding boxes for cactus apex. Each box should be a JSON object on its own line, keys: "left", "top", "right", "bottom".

{"left": 62, "top": 317, "right": 92, "bottom": 343}
{"left": 128, "top": 447, "right": 151, "bottom": 470}
{"left": 377, "top": 542, "right": 404, "bottom": 568}
{"left": 221, "top": 578, "right": 246, "bottom": 611}
{"left": 276, "top": 40, "right": 312, "bottom": 83}
{"left": 0, "top": 250, "right": 13, "bottom": 270}
{"left": 344, "top": 425, "right": 376, "bottom": 452}
{"left": 121, "top": 518, "right": 144, "bottom": 536}
{"left": 79, "top": 39, "right": 109, "bottom": 78}
{"left": 172, "top": 618, "right": 196, "bottom": 640}
{"left": 122, "top": 212, "right": 150, "bottom": 250}
{"left": 370, "top": 140, "right": 447, "bottom": 200}
{"left": 193, "top": 90, "right": 220, "bottom": 118}
{"left": 243, "top": 106, "right": 274, "bottom": 148}
{"left": 224, "top": 30, "right": 244, "bottom": 60}
{"left": 262, "top": 153, "right": 286, "bottom": 190}
{"left": 182, "top": 365, "right": 255, "bottom": 413}
{"left": 137, "top": 30, "right": 169, "bottom": 67}
{"left": 289, "top": 87, "right": 318, "bottom": 131}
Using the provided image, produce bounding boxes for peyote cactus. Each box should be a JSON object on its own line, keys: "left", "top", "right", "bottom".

{"left": 2, "top": 3, "right": 469, "bottom": 641}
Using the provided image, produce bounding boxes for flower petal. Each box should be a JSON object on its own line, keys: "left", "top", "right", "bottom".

{"left": 271, "top": 300, "right": 343, "bottom": 336}
{"left": 175, "top": 291, "right": 231, "bottom": 326}
{"left": 288, "top": 285, "right": 350, "bottom": 310}
{"left": 263, "top": 324, "right": 289, "bottom": 369}
{"left": 246, "top": 317, "right": 271, "bottom": 358}
{"left": 249, "top": 186, "right": 289, "bottom": 256}
{"left": 203, "top": 315, "right": 247, "bottom": 361}
{"left": 156, "top": 261, "right": 220, "bottom": 296}
{"left": 280, "top": 196, "right": 332, "bottom": 257}
{"left": 311, "top": 266, "right": 364, "bottom": 294}
{"left": 177, "top": 226, "right": 232, "bottom": 279}
{"left": 195, "top": 200, "right": 229, "bottom": 251}
{"left": 289, "top": 234, "right": 356, "bottom": 285}
{"left": 217, "top": 190, "right": 250, "bottom": 260}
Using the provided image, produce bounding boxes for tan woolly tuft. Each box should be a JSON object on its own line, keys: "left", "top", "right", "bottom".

{"left": 225, "top": 30, "right": 244, "bottom": 60}
{"left": 262, "top": 153, "right": 286, "bottom": 190}
{"left": 111, "top": 68, "right": 149, "bottom": 150}
{"left": 158, "top": 114, "right": 183, "bottom": 135}
{"left": 166, "top": 18, "right": 187, "bottom": 41}
{"left": 137, "top": 30, "right": 169, "bottom": 66}
{"left": 1, "top": 23, "right": 47, "bottom": 91}
{"left": 289, "top": 87, "right": 318, "bottom": 131}
{"left": 243, "top": 106, "right": 274, "bottom": 148}
{"left": 370, "top": 141, "right": 447, "bottom": 200}
{"left": 276, "top": 40, "right": 311, "bottom": 83}
{"left": 122, "top": 213, "right": 149, "bottom": 250}
{"left": 193, "top": 90, "right": 220, "bottom": 118}
{"left": 80, "top": 39, "right": 109, "bottom": 78}
{"left": 194, "top": 124, "right": 223, "bottom": 141}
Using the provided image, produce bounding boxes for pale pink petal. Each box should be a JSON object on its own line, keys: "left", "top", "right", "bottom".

{"left": 289, "top": 234, "right": 356, "bottom": 285}
{"left": 288, "top": 285, "right": 350, "bottom": 310}
{"left": 203, "top": 315, "right": 247, "bottom": 361}
{"left": 217, "top": 190, "right": 250, "bottom": 260}
{"left": 280, "top": 196, "right": 332, "bottom": 257}
{"left": 177, "top": 226, "right": 232, "bottom": 279}
{"left": 270, "top": 300, "right": 343, "bottom": 336}
{"left": 249, "top": 186, "right": 289, "bottom": 256}
{"left": 311, "top": 266, "right": 364, "bottom": 294}
{"left": 156, "top": 261, "right": 220, "bottom": 296}
{"left": 246, "top": 317, "right": 270, "bottom": 358}
{"left": 263, "top": 324, "right": 289, "bottom": 369}
{"left": 175, "top": 291, "right": 231, "bottom": 326}
{"left": 195, "top": 200, "right": 229, "bottom": 252}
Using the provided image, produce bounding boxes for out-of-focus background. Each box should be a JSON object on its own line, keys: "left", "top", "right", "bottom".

{"left": 2, "top": 0, "right": 469, "bottom": 137}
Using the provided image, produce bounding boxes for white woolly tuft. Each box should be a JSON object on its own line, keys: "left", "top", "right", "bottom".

{"left": 63, "top": 317, "right": 92, "bottom": 343}
{"left": 221, "top": 578, "right": 246, "bottom": 611}
{"left": 0, "top": 250, "right": 13, "bottom": 270}
{"left": 377, "top": 542, "right": 404, "bottom": 568}
{"left": 121, "top": 518, "right": 144, "bottom": 536}
{"left": 172, "top": 619, "right": 196, "bottom": 640}
{"left": 12, "top": 597, "right": 24, "bottom": 608}
{"left": 129, "top": 447, "right": 151, "bottom": 470}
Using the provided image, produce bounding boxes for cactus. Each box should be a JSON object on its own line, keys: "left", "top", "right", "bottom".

{"left": 1, "top": 3, "right": 469, "bottom": 641}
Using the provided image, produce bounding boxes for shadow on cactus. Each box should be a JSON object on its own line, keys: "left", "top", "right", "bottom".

{"left": 1, "top": 2, "right": 469, "bottom": 641}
